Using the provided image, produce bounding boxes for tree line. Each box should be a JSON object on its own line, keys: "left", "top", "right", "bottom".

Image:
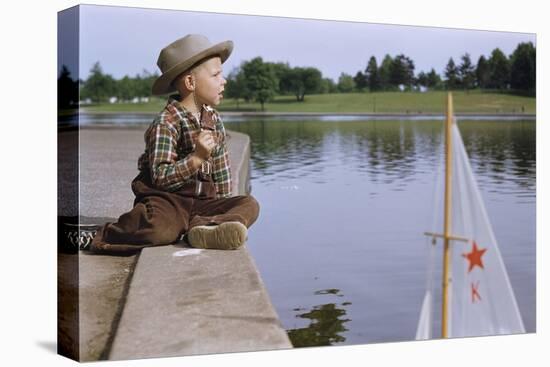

{"left": 57, "top": 62, "right": 159, "bottom": 108}
{"left": 82, "top": 62, "right": 159, "bottom": 104}
{"left": 225, "top": 42, "right": 534, "bottom": 110}
{"left": 58, "top": 42, "right": 535, "bottom": 110}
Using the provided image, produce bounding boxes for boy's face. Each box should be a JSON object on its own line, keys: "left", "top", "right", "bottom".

{"left": 193, "top": 56, "right": 226, "bottom": 107}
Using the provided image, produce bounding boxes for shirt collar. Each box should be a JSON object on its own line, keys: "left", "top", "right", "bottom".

{"left": 167, "top": 94, "right": 215, "bottom": 129}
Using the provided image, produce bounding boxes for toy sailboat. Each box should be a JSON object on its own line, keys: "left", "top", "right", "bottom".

{"left": 416, "top": 93, "right": 525, "bottom": 339}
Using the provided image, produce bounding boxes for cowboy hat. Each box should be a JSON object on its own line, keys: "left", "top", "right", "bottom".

{"left": 151, "top": 34, "right": 233, "bottom": 95}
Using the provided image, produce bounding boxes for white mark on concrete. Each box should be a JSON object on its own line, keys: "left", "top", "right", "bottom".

{"left": 172, "top": 248, "right": 203, "bottom": 257}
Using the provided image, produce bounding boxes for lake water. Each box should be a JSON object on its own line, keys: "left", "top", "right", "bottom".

{"left": 224, "top": 117, "right": 536, "bottom": 346}
{"left": 80, "top": 114, "right": 536, "bottom": 347}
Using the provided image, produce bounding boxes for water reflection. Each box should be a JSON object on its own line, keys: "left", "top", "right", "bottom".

{"left": 287, "top": 289, "right": 351, "bottom": 347}
{"left": 226, "top": 118, "right": 535, "bottom": 197}
{"left": 229, "top": 120, "right": 327, "bottom": 182}
{"left": 458, "top": 121, "right": 535, "bottom": 196}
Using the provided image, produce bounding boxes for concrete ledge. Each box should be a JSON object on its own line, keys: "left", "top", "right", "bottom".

{"left": 109, "top": 245, "right": 291, "bottom": 360}
{"left": 58, "top": 243, "right": 138, "bottom": 362}
{"left": 69, "top": 127, "right": 291, "bottom": 361}
{"left": 77, "top": 254, "right": 138, "bottom": 361}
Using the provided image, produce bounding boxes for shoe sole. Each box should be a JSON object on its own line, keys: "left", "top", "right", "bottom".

{"left": 187, "top": 222, "right": 247, "bottom": 250}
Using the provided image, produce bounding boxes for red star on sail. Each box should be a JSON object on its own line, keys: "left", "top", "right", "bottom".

{"left": 462, "top": 241, "right": 487, "bottom": 273}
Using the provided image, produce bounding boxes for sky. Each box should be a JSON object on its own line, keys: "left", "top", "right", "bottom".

{"left": 61, "top": 4, "right": 536, "bottom": 82}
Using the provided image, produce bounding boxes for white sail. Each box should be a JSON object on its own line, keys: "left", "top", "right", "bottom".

{"left": 416, "top": 141, "right": 444, "bottom": 341}
{"left": 416, "top": 234, "right": 439, "bottom": 340}
{"left": 415, "top": 290, "right": 433, "bottom": 340}
{"left": 416, "top": 119, "right": 525, "bottom": 339}
{"left": 447, "top": 122, "right": 525, "bottom": 337}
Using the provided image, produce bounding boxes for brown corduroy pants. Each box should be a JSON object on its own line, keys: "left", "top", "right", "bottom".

{"left": 91, "top": 171, "right": 260, "bottom": 252}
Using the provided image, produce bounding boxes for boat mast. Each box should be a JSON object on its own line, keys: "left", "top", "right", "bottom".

{"left": 442, "top": 92, "right": 454, "bottom": 338}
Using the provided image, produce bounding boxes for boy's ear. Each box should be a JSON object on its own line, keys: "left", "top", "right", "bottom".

{"left": 174, "top": 74, "right": 193, "bottom": 92}
{"left": 186, "top": 74, "right": 196, "bottom": 91}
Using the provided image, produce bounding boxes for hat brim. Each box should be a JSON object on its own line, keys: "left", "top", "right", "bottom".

{"left": 151, "top": 40, "right": 233, "bottom": 96}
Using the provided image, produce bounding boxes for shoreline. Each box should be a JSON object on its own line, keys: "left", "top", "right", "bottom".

{"left": 77, "top": 110, "right": 536, "bottom": 119}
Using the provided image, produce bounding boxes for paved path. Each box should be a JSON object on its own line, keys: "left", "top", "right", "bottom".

{"left": 109, "top": 245, "right": 291, "bottom": 360}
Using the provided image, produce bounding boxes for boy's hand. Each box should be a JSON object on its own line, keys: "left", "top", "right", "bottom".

{"left": 194, "top": 130, "right": 216, "bottom": 160}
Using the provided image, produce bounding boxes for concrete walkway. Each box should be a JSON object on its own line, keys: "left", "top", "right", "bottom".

{"left": 109, "top": 245, "right": 290, "bottom": 360}
{"left": 60, "top": 126, "right": 291, "bottom": 361}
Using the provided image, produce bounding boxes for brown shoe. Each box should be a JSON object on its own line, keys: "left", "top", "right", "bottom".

{"left": 187, "top": 222, "right": 247, "bottom": 250}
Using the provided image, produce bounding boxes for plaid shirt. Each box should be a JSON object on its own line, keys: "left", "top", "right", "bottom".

{"left": 137, "top": 95, "right": 232, "bottom": 198}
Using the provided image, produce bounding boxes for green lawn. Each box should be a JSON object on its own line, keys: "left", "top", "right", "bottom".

{"left": 80, "top": 90, "right": 536, "bottom": 114}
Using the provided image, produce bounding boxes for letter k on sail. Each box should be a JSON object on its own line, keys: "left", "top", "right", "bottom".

{"left": 471, "top": 281, "right": 482, "bottom": 303}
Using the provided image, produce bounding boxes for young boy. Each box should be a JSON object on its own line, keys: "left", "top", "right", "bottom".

{"left": 89, "top": 34, "right": 260, "bottom": 254}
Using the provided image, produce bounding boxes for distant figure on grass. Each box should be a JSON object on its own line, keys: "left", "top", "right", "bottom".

{"left": 90, "top": 34, "right": 260, "bottom": 254}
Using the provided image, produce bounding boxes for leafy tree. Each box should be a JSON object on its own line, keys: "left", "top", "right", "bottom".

{"left": 337, "top": 73, "right": 355, "bottom": 93}
{"left": 133, "top": 74, "right": 144, "bottom": 99}
{"left": 116, "top": 76, "right": 134, "bottom": 101}
{"left": 444, "top": 57, "right": 459, "bottom": 90}
{"left": 426, "top": 68, "right": 442, "bottom": 89}
{"left": 137, "top": 69, "right": 157, "bottom": 97}
{"left": 302, "top": 68, "right": 324, "bottom": 97}
{"left": 57, "top": 65, "right": 79, "bottom": 108}
{"left": 488, "top": 48, "right": 510, "bottom": 90}
{"left": 320, "top": 78, "right": 337, "bottom": 94}
{"left": 225, "top": 66, "right": 249, "bottom": 107}
{"left": 416, "top": 71, "right": 428, "bottom": 87}
{"left": 390, "top": 54, "right": 415, "bottom": 88}
{"left": 365, "top": 56, "right": 381, "bottom": 91}
{"left": 240, "top": 57, "right": 278, "bottom": 111}
{"left": 269, "top": 62, "right": 293, "bottom": 95}
{"left": 353, "top": 71, "right": 368, "bottom": 91}
{"left": 415, "top": 70, "right": 442, "bottom": 91}
{"left": 82, "top": 62, "right": 116, "bottom": 103}
{"left": 510, "top": 42, "right": 536, "bottom": 92}
{"left": 476, "top": 55, "right": 490, "bottom": 89}
{"left": 293, "top": 67, "right": 323, "bottom": 101}
{"left": 378, "top": 54, "right": 393, "bottom": 90}
{"left": 459, "top": 53, "right": 476, "bottom": 90}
